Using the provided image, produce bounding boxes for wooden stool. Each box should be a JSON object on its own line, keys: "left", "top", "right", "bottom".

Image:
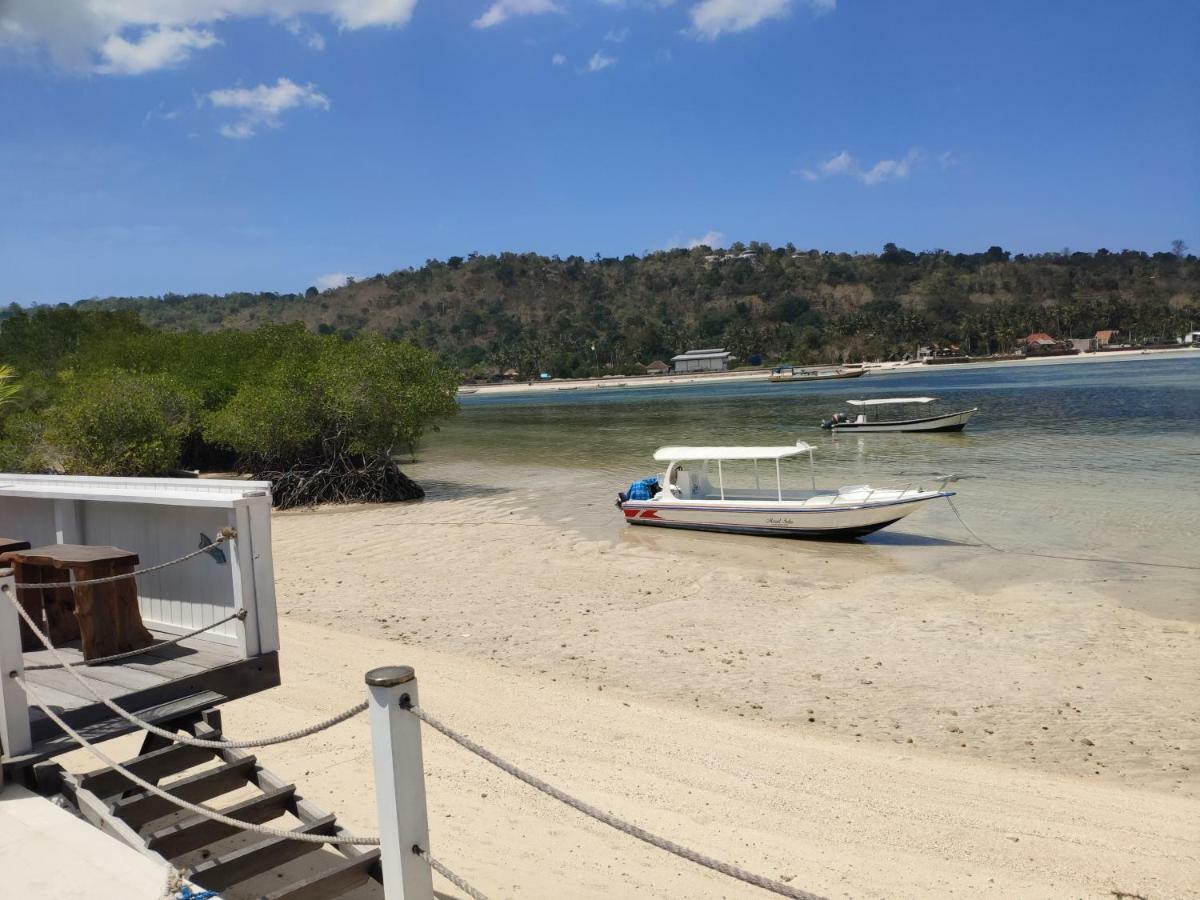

{"left": 1, "top": 544, "right": 154, "bottom": 661}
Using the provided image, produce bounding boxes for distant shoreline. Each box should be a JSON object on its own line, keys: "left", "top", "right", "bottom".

{"left": 460, "top": 345, "right": 1198, "bottom": 396}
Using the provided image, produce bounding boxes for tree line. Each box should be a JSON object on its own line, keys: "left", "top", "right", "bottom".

{"left": 30, "top": 242, "right": 1197, "bottom": 380}
{"left": 0, "top": 310, "right": 459, "bottom": 506}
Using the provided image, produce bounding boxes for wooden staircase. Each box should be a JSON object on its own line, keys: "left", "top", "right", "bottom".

{"left": 57, "top": 710, "right": 383, "bottom": 900}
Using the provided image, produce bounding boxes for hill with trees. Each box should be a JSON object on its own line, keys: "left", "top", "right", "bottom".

{"left": 10, "top": 242, "right": 1200, "bottom": 380}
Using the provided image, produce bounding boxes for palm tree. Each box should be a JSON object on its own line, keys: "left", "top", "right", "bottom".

{"left": 0, "top": 364, "right": 20, "bottom": 408}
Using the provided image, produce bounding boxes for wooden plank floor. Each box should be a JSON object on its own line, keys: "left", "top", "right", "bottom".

{"left": 22, "top": 630, "right": 238, "bottom": 723}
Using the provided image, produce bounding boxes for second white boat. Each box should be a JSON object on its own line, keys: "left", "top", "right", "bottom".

{"left": 821, "top": 397, "right": 978, "bottom": 433}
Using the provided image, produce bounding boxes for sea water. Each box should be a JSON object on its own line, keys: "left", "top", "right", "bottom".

{"left": 412, "top": 356, "right": 1199, "bottom": 605}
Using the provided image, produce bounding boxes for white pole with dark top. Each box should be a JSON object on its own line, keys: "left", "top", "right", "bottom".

{"left": 0, "top": 573, "right": 33, "bottom": 783}
{"left": 367, "top": 665, "right": 434, "bottom": 900}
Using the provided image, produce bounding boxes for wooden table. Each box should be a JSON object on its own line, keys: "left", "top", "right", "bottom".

{"left": 1, "top": 544, "right": 154, "bottom": 661}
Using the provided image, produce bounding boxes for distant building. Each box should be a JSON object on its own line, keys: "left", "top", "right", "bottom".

{"left": 1025, "top": 332, "right": 1057, "bottom": 348}
{"left": 501, "top": 368, "right": 519, "bottom": 380}
{"left": 1095, "top": 329, "right": 1121, "bottom": 347}
{"left": 645, "top": 360, "right": 670, "bottom": 375}
{"left": 1069, "top": 337, "right": 1097, "bottom": 353}
{"left": 918, "top": 344, "right": 965, "bottom": 360}
{"left": 671, "top": 348, "right": 732, "bottom": 373}
{"left": 1182, "top": 331, "right": 1200, "bottom": 345}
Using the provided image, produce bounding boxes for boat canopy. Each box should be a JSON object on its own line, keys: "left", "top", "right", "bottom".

{"left": 846, "top": 397, "right": 937, "bottom": 406}
{"left": 653, "top": 442, "right": 814, "bottom": 462}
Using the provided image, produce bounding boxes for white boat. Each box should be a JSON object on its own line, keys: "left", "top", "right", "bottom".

{"left": 617, "top": 442, "right": 952, "bottom": 539}
{"left": 821, "top": 397, "right": 978, "bottom": 433}
{"left": 768, "top": 365, "right": 865, "bottom": 383}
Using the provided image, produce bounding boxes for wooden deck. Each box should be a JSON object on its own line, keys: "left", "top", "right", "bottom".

{"left": 5, "top": 629, "right": 279, "bottom": 772}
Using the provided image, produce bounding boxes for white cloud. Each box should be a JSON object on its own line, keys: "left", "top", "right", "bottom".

{"left": 207, "top": 77, "right": 330, "bottom": 138}
{"left": 472, "top": 0, "right": 562, "bottom": 29}
{"left": 688, "top": 0, "right": 833, "bottom": 40}
{"left": 551, "top": 52, "right": 566, "bottom": 64}
{"left": 799, "top": 148, "right": 922, "bottom": 186}
{"left": 315, "top": 272, "right": 352, "bottom": 291}
{"left": 0, "top": 1, "right": 418, "bottom": 74}
{"left": 604, "top": 27, "right": 630, "bottom": 42}
{"left": 284, "top": 18, "right": 326, "bottom": 50}
{"left": 663, "top": 229, "right": 724, "bottom": 250}
{"left": 96, "top": 25, "right": 218, "bottom": 75}
{"left": 584, "top": 49, "right": 617, "bottom": 72}
{"left": 686, "top": 230, "right": 724, "bottom": 249}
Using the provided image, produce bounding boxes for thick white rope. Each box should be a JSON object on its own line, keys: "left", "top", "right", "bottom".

{"left": 416, "top": 847, "right": 490, "bottom": 900}
{"left": 23, "top": 609, "right": 248, "bottom": 672}
{"left": 404, "top": 702, "right": 827, "bottom": 900}
{"left": 15, "top": 673, "right": 381, "bottom": 846}
{"left": 11, "top": 529, "right": 236, "bottom": 590}
{"left": 4, "top": 585, "right": 367, "bottom": 749}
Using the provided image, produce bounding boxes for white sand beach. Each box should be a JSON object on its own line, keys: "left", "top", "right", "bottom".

{"left": 165, "top": 492, "right": 1199, "bottom": 899}
{"left": 462, "top": 346, "right": 1199, "bottom": 396}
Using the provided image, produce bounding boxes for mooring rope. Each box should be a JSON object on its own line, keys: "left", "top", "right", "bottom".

{"left": 23, "top": 609, "right": 248, "bottom": 671}
{"left": 4, "top": 586, "right": 367, "bottom": 749}
{"left": 416, "top": 846, "right": 490, "bottom": 900}
{"left": 944, "top": 496, "right": 1200, "bottom": 571}
{"left": 10, "top": 528, "right": 236, "bottom": 590}
{"left": 403, "top": 701, "right": 827, "bottom": 900}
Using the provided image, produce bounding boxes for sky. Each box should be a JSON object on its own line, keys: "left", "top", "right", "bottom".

{"left": 1, "top": 0, "right": 1197, "bottom": 304}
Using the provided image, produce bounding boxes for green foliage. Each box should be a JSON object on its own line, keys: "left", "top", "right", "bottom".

{"left": 45, "top": 372, "right": 195, "bottom": 476}
{"left": 0, "top": 315, "right": 459, "bottom": 493}
{"left": 0, "top": 364, "right": 19, "bottom": 408}
{"left": 204, "top": 333, "right": 458, "bottom": 466}
{"left": 57, "top": 244, "right": 1199, "bottom": 370}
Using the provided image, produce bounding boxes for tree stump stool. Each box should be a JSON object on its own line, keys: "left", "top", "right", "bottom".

{"left": 1, "top": 544, "right": 154, "bottom": 660}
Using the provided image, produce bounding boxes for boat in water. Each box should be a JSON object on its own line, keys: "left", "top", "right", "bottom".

{"left": 821, "top": 397, "right": 978, "bottom": 433}
{"left": 616, "top": 442, "right": 952, "bottom": 539}
{"left": 768, "top": 365, "right": 865, "bottom": 383}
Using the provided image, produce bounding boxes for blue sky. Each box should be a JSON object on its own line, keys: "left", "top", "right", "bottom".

{"left": 1, "top": 0, "right": 1197, "bottom": 304}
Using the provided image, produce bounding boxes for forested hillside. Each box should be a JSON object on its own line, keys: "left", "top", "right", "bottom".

{"left": 30, "top": 242, "right": 1200, "bottom": 378}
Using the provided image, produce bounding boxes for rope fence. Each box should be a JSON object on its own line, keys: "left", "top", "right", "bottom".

{"left": 23, "top": 608, "right": 248, "bottom": 671}
{"left": 416, "top": 847, "right": 490, "bottom": 900}
{"left": 10, "top": 528, "right": 237, "bottom": 590}
{"left": 403, "top": 700, "right": 827, "bottom": 900}
{"left": 4, "top": 585, "right": 368, "bottom": 749}
{"left": 14, "top": 674, "right": 382, "bottom": 846}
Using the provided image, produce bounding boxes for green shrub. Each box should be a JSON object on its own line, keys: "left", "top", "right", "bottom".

{"left": 45, "top": 372, "right": 195, "bottom": 476}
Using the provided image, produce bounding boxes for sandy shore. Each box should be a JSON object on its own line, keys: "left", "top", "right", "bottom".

{"left": 462, "top": 346, "right": 1198, "bottom": 396}
{"left": 225, "top": 493, "right": 1194, "bottom": 898}
{"left": 55, "top": 491, "right": 1199, "bottom": 898}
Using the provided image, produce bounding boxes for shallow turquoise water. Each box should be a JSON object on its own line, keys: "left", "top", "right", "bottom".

{"left": 415, "top": 356, "right": 1200, "bottom": 569}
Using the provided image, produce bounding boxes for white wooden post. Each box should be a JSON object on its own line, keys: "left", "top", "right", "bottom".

{"left": 366, "top": 665, "right": 433, "bottom": 900}
{"left": 0, "top": 573, "right": 33, "bottom": 780}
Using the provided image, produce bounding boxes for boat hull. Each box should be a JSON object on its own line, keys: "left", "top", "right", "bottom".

{"left": 831, "top": 408, "right": 977, "bottom": 433}
{"left": 620, "top": 491, "right": 950, "bottom": 540}
{"left": 768, "top": 368, "right": 865, "bottom": 383}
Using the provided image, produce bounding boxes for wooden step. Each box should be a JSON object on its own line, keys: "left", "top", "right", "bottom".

{"left": 187, "top": 813, "right": 337, "bottom": 892}
{"left": 145, "top": 784, "right": 297, "bottom": 859}
{"left": 261, "top": 848, "right": 382, "bottom": 900}
{"left": 110, "top": 756, "right": 258, "bottom": 830}
{"left": 81, "top": 742, "right": 218, "bottom": 799}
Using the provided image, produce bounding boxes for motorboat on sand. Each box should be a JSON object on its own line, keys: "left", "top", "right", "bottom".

{"left": 617, "top": 442, "right": 952, "bottom": 539}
